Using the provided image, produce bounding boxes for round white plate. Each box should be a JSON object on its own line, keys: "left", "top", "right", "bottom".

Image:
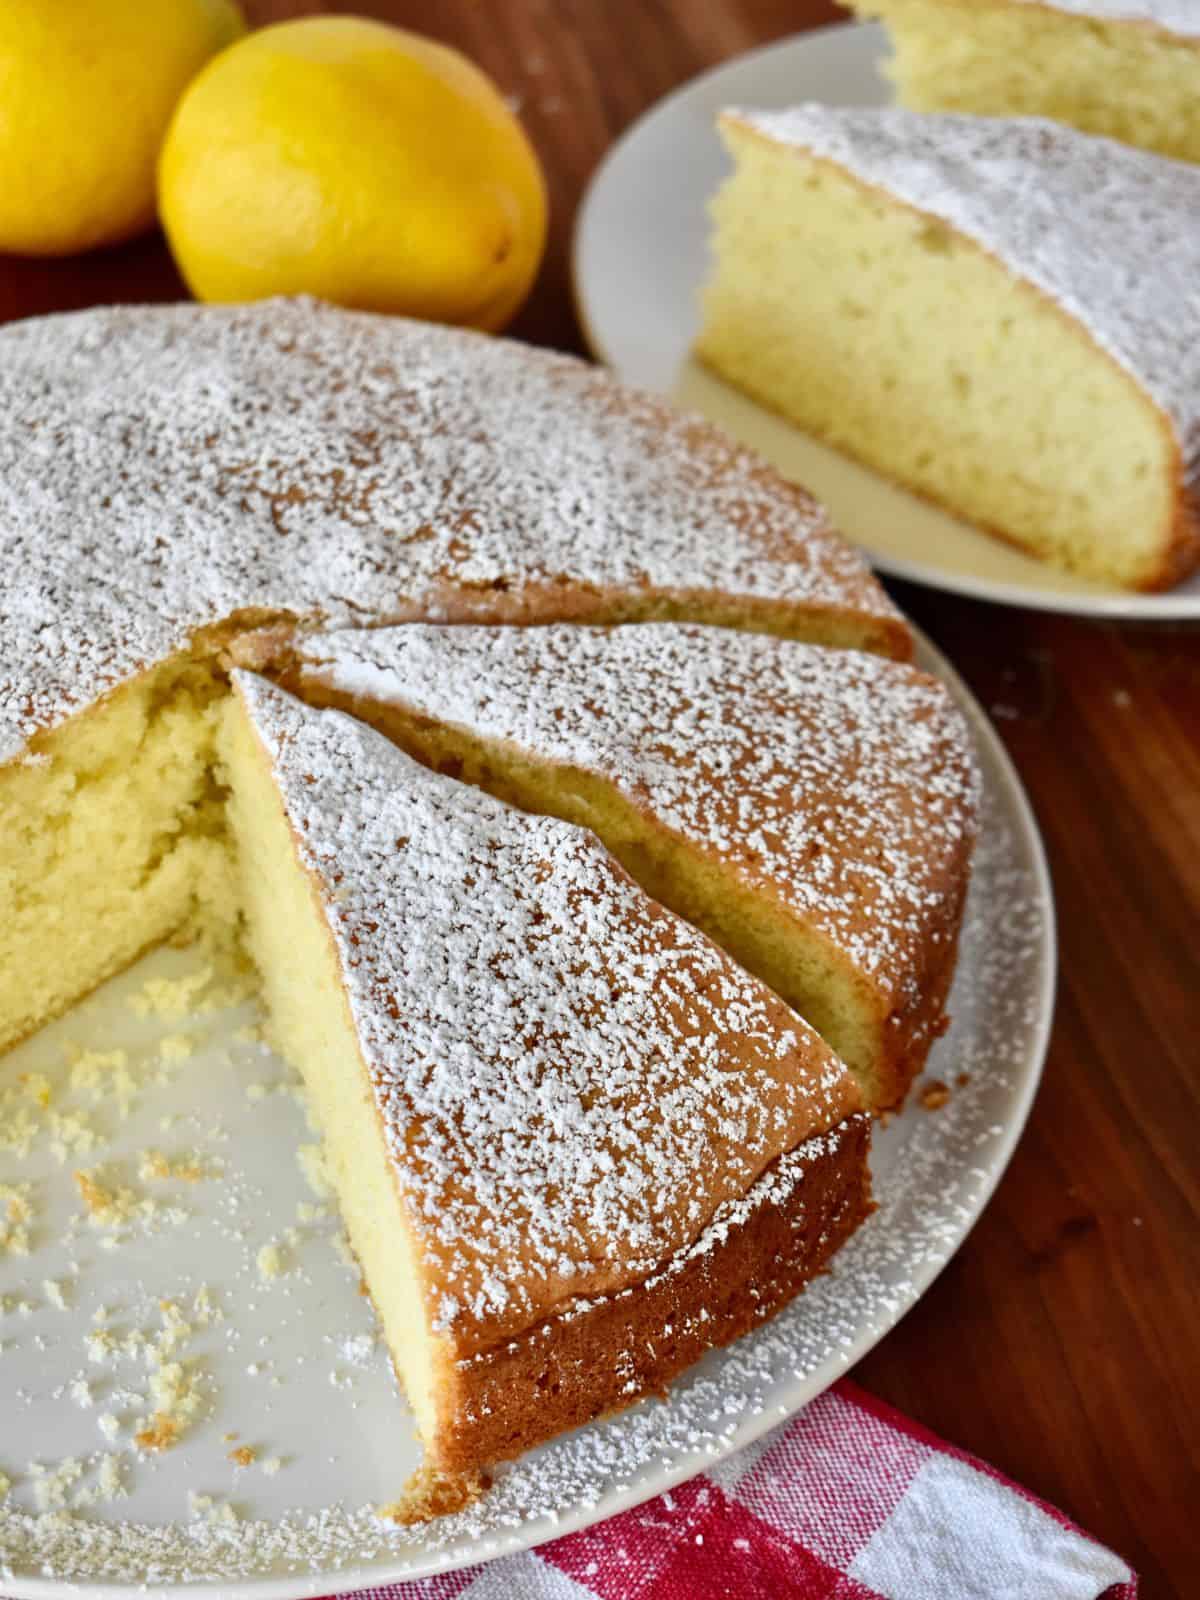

{"left": 573, "top": 21, "right": 1200, "bottom": 620}
{"left": 0, "top": 634, "right": 1054, "bottom": 1599}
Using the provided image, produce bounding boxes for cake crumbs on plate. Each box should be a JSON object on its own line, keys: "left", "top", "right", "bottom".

{"left": 129, "top": 969, "right": 215, "bottom": 1021}
{"left": 256, "top": 1241, "right": 289, "bottom": 1282}
{"left": 297, "top": 1141, "right": 332, "bottom": 1198}
{"left": 0, "top": 1181, "right": 33, "bottom": 1254}
{"left": 73, "top": 1166, "right": 143, "bottom": 1229}
{"left": 18, "top": 1071, "right": 51, "bottom": 1107}
{"left": 192, "top": 1284, "right": 222, "bottom": 1326}
{"left": 377, "top": 1465, "right": 490, "bottom": 1526}
{"left": 44, "top": 1278, "right": 69, "bottom": 1311}
{"left": 188, "top": 1491, "right": 239, "bottom": 1526}
{"left": 47, "top": 1106, "right": 100, "bottom": 1164}
{"left": 920, "top": 1080, "right": 952, "bottom": 1112}
{"left": 158, "top": 1032, "right": 197, "bottom": 1063}
{"left": 29, "top": 1457, "right": 85, "bottom": 1511}
{"left": 72, "top": 1163, "right": 189, "bottom": 1236}
{"left": 138, "top": 1148, "right": 214, "bottom": 1183}
{"left": 92, "top": 1454, "right": 126, "bottom": 1504}
{"left": 133, "top": 1413, "right": 182, "bottom": 1452}
{"left": 66, "top": 1045, "right": 139, "bottom": 1117}
{"left": 228, "top": 1445, "right": 256, "bottom": 1468}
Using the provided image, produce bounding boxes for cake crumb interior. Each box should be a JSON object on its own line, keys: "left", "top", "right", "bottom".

{"left": 697, "top": 117, "right": 1173, "bottom": 589}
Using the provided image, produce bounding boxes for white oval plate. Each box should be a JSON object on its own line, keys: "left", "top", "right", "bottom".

{"left": 0, "top": 633, "right": 1054, "bottom": 1598}
{"left": 573, "top": 21, "right": 1200, "bottom": 620}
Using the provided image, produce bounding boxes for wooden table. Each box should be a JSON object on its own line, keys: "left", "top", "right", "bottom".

{"left": 7, "top": 4, "right": 1195, "bottom": 1594}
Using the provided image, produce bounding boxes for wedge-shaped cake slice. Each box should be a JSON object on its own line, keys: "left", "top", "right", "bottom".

{"left": 220, "top": 671, "right": 870, "bottom": 1503}
{"left": 284, "top": 623, "right": 980, "bottom": 1110}
{"left": 697, "top": 106, "right": 1200, "bottom": 590}
{"left": 851, "top": 0, "right": 1200, "bottom": 167}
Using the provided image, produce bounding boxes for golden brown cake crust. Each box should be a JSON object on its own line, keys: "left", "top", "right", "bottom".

{"left": 873, "top": 882, "right": 970, "bottom": 1111}
{"left": 1150, "top": 459, "right": 1200, "bottom": 593}
{"left": 432, "top": 1113, "right": 871, "bottom": 1475}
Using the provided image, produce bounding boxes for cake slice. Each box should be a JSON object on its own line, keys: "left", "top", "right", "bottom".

{"left": 851, "top": 0, "right": 1200, "bottom": 166}
{"left": 280, "top": 623, "right": 979, "bottom": 1111}
{"left": 219, "top": 670, "right": 870, "bottom": 1500}
{"left": 697, "top": 106, "right": 1200, "bottom": 590}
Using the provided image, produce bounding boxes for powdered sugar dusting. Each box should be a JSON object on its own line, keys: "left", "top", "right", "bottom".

{"left": 298, "top": 622, "right": 980, "bottom": 1001}
{"left": 732, "top": 107, "right": 1200, "bottom": 479}
{"left": 0, "top": 648, "right": 1051, "bottom": 1588}
{"left": 234, "top": 672, "right": 860, "bottom": 1348}
{"left": 0, "top": 297, "right": 900, "bottom": 765}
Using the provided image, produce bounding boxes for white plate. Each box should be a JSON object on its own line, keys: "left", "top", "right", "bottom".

{"left": 573, "top": 21, "right": 1200, "bottom": 620}
{"left": 0, "top": 634, "right": 1054, "bottom": 1598}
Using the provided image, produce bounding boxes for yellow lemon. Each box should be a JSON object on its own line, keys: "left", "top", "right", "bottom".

{"left": 159, "top": 17, "right": 548, "bottom": 333}
{"left": 0, "top": 0, "right": 244, "bottom": 256}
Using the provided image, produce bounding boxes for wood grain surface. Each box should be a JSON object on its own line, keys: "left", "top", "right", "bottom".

{"left": 5, "top": 3, "right": 1195, "bottom": 1594}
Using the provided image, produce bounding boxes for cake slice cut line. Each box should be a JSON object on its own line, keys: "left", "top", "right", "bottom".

{"left": 281, "top": 620, "right": 980, "bottom": 1110}
{"left": 219, "top": 670, "right": 870, "bottom": 1481}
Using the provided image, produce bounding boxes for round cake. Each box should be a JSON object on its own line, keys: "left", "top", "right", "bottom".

{"left": 0, "top": 296, "right": 976, "bottom": 1514}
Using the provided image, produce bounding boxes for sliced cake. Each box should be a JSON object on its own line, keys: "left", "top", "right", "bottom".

{"left": 851, "top": 0, "right": 1200, "bottom": 166}
{"left": 280, "top": 623, "right": 980, "bottom": 1110}
{"left": 0, "top": 296, "right": 908, "bottom": 1054}
{"left": 697, "top": 106, "right": 1200, "bottom": 590}
{"left": 219, "top": 671, "right": 871, "bottom": 1499}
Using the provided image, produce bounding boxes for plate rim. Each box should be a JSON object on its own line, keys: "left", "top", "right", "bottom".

{"left": 570, "top": 19, "right": 1200, "bottom": 622}
{"left": 1, "top": 622, "right": 1056, "bottom": 1600}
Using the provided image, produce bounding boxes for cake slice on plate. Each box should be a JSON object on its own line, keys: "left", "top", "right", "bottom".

{"left": 219, "top": 670, "right": 871, "bottom": 1511}
{"left": 850, "top": 0, "right": 1200, "bottom": 166}
{"left": 278, "top": 622, "right": 979, "bottom": 1111}
{"left": 696, "top": 105, "right": 1200, "bottom": 590}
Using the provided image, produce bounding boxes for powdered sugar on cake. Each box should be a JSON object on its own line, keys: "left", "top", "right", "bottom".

{"left": 732, "top": 107, "right": 1200, "bottom": 477}
{"left": 0, "top": 298, "right": 900, "bottom": 766}
{"left": 296, "top": 623, "right": 980, "bottom": 998}
{"left": 233, "top": 672, "right": 861, "bottom": 1348}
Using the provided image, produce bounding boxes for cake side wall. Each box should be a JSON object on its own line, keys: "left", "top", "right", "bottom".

{"left": 432, "top": 1115, "right": 872, "bottom": 1474}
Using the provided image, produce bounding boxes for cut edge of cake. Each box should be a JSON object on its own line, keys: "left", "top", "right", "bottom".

{"left": 217, "top": 670, "right": 872, "bottom": 1498}
{"left": 276, "top": 623, "right": 979, "bottom": 1113}
{"left": 696, "top": 107, "right": 1200, "bottom": 592}
{"left": 850, "top": 0, "right": 1200, "bottom": 167}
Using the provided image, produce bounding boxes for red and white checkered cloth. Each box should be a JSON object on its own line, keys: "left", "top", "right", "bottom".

{"left": 330, "top": 1380, "right": 1137, "bottom": 1600}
